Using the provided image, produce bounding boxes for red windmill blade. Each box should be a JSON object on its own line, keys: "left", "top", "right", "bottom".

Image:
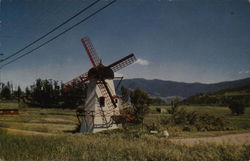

{"left": 97, "top": 79, "right": 117, "bottom": 109}
{"left": 64, "top": 37, "right": 100, "bottom": 91}
{"left": 81, "top": 37, "right": 100, "bottom": 68}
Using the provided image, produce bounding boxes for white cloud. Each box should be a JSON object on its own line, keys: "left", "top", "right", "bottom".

{"left": 238, "top": 70, "right": 250, "bottom": 74}
{"left": 135, "top": 58, "right": 150, "bottom": 66}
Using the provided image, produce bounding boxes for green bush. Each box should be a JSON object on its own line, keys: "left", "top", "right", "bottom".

{"left": 228, "top": 101, "right": 245, "bottom": 115}
{"left": 168, "top": 108, "right": 227, "bottom": 131}
{"left": 168, "top": 97, "right": 180, "bottom": 114}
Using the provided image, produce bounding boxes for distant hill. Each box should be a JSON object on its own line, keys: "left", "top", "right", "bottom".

{"left": 116, "top": 78, "right": 250, "bottom": 100}
{"left": 182, "top": 85, "right": 250, "bottom": 106}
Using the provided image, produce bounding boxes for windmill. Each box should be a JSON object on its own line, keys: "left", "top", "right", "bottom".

{"left": 64, "top": 37, "right": 136, "bottom": 133}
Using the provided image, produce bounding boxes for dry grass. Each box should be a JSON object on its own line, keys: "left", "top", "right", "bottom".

{"left": 170, "top": 132, "right": 250, "bottom": 145}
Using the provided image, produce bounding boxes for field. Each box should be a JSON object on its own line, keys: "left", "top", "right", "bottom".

{"left": 0, "top": 102, "right": 250, "bottom": 160}
{"left": 148, "top": 105, "right": 250, "bottom": 137}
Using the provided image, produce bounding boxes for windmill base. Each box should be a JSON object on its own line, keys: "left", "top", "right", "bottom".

{"left": 92, "top": 124, "right": 119, "bottom": 133}
{"left": 79, "top": 115, "right": 119, "bottom": 134}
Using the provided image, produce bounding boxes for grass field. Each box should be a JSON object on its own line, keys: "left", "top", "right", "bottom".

{"left": 147, "top": 105, "right": 250, "bottom": 137}
{"left": 1, "top": 104, "right": 250, "bottom": 135}
{"left": 0, "top": 103, "right": 250, "bottom": 160}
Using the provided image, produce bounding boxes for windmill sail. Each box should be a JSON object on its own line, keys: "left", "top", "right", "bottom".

{"left": 64, "top": 72, "right": 88, "bottom": 90}
{"left": 81, "top": 37, "right": 100, "bottom": 67}
{"left": 108, "top": 53, "right": 136, "bottom": 72}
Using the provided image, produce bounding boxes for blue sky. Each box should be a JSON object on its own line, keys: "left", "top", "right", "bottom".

{"left": 0, "top": 0, "right": 250, "bottom": 88}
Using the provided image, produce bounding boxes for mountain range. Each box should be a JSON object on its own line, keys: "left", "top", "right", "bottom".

{"left": 116, "top": 77, "right": 250, "bottom": 100}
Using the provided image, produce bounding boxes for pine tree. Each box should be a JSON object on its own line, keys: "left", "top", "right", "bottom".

{"left": 1, "top": 86, "right": 11, "bottom": 100}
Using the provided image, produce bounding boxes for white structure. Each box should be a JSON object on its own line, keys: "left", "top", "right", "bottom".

{"left": 80, "top": 80, "right": 120, "bottom": 133}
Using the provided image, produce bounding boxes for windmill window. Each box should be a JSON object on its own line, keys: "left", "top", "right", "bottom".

{"left": 99, "top": 97, "right": 105, "bottom": 107}
{"left": 115, "top": 99, "right": 118, "bottom": 103}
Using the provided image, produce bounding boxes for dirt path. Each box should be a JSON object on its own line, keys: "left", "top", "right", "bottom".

{"left": 0, "top": 127, "right": 56, "bottom": 136}
{"left": 1, "top": 127, "right": 250, "bottom": 145}
{"left": 170, "top": 132, "right": 250, "bottom": 145}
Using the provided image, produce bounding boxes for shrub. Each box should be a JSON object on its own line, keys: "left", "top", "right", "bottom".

{"left": 156, "top": 107, "right": 161, "bottom": 113}
{"left": 144, "top": 122, "right": 160, "bottom": 131}
{"left": 169, "top": 108, "right": 227, "bottom": 131}
{"left": 228, "top": 101, "right": 245, "bottom": 115}
{"left": 168, "top": 97, "right": 180, "bottom": 114}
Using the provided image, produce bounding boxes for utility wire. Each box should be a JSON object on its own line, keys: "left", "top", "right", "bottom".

{"left": 0, "top": 0, "right": 117, "bottom": 69}
{"left": 0, "top": 0, "right": 101, "bottom": 63}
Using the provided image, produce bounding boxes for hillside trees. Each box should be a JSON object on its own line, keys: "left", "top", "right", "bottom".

{"left": 182, "top": 85, "right": 250, "bottom": 106}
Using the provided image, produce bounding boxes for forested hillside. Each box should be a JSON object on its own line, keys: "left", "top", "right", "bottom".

{"left": 182, "top": 85, "right": 250, "bottom": 106}
{"left": 117, "top": 77, "right": 250, "bottom": 99}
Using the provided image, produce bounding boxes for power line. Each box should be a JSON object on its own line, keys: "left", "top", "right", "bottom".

{"left": 0, "top": 0, "right": 117, "bottom": 69}
{"left": 0, "top": 0, "right": 101, "bottom": 63}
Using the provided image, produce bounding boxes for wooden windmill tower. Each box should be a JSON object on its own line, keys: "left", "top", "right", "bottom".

{"left": 64, "top": 37, "right": 136, "bottom": 133}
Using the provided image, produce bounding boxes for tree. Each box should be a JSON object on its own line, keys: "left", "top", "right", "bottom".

{"left": 22, "top": 78, "right": 87, "bottom": 108}
{"left": 1, "top": 86, "right": 11, "bottom": 99}
{"left": 121, "top": 86, "right": 130, "bottom": 103}
{"left": 24, "top": 87, "right": 31, "bottom": 102}
{"left": 130, "top": 88, "right": 150, "bottom": 124}
{"left": 168, "top": 97, "right": 180, "bottom": 114}
{"left": 61, "top": 82, "right": 86, "bottom": 108}
{"left": 13, "top": 86, "right": 22, "bottom": 103}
